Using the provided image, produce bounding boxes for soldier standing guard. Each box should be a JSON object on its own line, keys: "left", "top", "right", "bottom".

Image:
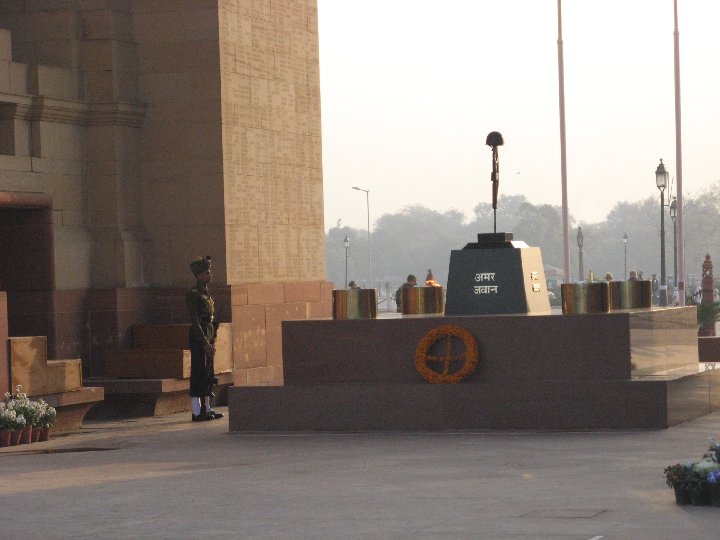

{"left": 187, "top": 256, "right": 223, "bottom": 421}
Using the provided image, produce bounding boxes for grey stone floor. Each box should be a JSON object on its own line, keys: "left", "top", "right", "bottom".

{"left": 2, "top": 407, "right": 720, "bottom": 539}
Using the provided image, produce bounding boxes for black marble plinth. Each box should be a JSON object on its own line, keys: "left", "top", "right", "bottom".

{"left": 445, "top": 244, "right": 550, "bottom": 315}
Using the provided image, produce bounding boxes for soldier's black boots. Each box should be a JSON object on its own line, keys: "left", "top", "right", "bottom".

{"left": 191, "top": 411, "right": 224, "bottom": 421}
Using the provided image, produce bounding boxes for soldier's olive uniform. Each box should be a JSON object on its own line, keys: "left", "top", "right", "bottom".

{"left": 186, "top": 283, "right": 218, "bottom": 398}
{"left": 395, "top": 283, "right": 411, "bottom": 312}
{"left": 395, "top": 276, "right": 417, "bottom": 313}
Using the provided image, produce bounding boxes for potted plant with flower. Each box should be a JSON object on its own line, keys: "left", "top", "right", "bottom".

{"left": 29, "top": 400, "right": 46, "bottom": 442}
{"left": 688, "top": 466, "right": 713, "bottom": 506}
{"left": 664, "top": 463, "right": 693, "bottom": 505}
{"left": 708, "top": 470, "right": 720, "bottom": 507}
{"left": 0, "top": 402, "right": 17, "bottom": 447}
{"left": 6, "top": 386, "right": 36, "bottom": 444}
{"left": 4, "top": 410, "right": 26, "bottom": 446}
{"left": 2, "top": 389, "right": 29, "bottom": 446}
{"left": 37, "top": 402, "right": 57, "bottom": 441}
{"left": 11, "top": 412, "right": 26, "bottom": 445}
{"left": 664, "top": 436, "right": 720, "bottom": 507}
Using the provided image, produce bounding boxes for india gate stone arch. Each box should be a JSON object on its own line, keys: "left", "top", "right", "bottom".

{"left": 0, "top": 1, "right": 329, "bottom": 389}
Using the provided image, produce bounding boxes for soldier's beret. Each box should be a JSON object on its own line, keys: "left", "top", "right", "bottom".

{"left": 190, "top": 256, "right": 212, "bottom": 276}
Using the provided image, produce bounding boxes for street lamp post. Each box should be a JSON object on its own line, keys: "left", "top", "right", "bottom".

{"left": 352, "top": 186, "right": 371, "bottom": 285}
{"left": 576, "top": 226, "right": 584, "bottom": 281}
{"left": 623, "top": 232, "right": 628, "bottom": 280}
{"left": 672, "top": 0, "right": 686, "bottom": 306}
{"left": 670, "top": 198, "right": 677, "bottom": 288}
{"left": 343, "top": 235, "right": 350, "bottom": 289}
{"left": 656, "top": 159, "right": 669, "bottom": 305}
{"left": 557, "top": 0, "right": 571, "bottom": 285}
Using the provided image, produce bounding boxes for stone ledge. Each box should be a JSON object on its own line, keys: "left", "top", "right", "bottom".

{"left": 229, "top": 367, "right": 720, "bottom": 431}
{"left": 32, "top": 386, "right": 105, "bottom": 433}
{"left": 85, "top": 372, "right": 233, "bottom": 419}
{"left": 87, "top": 372, "right": 233, "bottom": 394}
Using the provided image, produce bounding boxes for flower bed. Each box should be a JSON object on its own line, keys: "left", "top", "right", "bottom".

{"left": 0, "top": 386, "right": 56, "bottom": 447}
{"left": 665, "top": 438, "right": 720, "bottom": 507}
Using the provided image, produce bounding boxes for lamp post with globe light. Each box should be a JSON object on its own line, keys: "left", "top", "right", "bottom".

{"left": 343, "top": 235, "right": 350, "bottom": 289}
{"left": 623, "top": 232, "right": 628, "bottom": 280}
{"left": 576, "top": 226, "right": 584, "bottom": 281}
{"left": 352, "top": 186, "right": 371, "bottom": 285}
{"left": 670, "top": 198, "right": 678, "bottom": 288}
{"left": 655, "top": 159, "right": 669, "bottom": 305}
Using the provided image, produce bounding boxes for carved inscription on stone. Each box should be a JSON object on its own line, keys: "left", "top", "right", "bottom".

{"left": 219, "top": 2, "right": 324, "bottom": 284}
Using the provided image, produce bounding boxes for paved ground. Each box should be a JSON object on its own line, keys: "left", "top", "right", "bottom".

{"left": 2, "top": 408, "right": 720, "bottom": 539}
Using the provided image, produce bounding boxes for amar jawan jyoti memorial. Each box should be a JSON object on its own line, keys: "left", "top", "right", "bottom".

{"left": 0, "top": 2, "right": 717, "bottom": 432}
{"left": 229, "top": 133, "right": 720, "bottom": 431}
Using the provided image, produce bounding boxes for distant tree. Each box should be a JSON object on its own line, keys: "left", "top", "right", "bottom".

{"left": 372, "top": 205, "right": 466, "bottom": 285}
{"left": 513, "top": 202, "right": 564, "bottom": 268}
{"left": 582, "top": 198, "right": 659, "bottom": 281}
{"left": 578, "top": 187, "right": 720, "bottom": 286}
{"left": 680, "top": 184, "right": 720, "bottom": 287}
{"left": 325, "top": 183, "right": 720, "bottom": 289}
{"left": 469, "top": 194, "right": 530, "bottom": 233}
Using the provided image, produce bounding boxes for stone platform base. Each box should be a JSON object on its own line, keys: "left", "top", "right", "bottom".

{"left": 228, "top": 307, "right": 719, "bottom": 431}
{"left": 85, "top": 373, "right": 232, "bottom": 419}
{"left": 229, "top": 365, "right": 720, "bottom": 431}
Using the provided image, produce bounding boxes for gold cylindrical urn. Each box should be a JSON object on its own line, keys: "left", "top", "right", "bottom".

{"left": 332, "top": 289, "right": 377, "bottom": 319}
{"left": 561, "top": 282, "right": 610, "bottom": 314}
{"left": 609, "top": 280, "right": 652, "bottom": 309}
{"left": 400, "top": 286, "right": 445, "bottom": 315}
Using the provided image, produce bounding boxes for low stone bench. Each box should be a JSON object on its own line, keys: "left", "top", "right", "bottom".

{"left": 8, "top": 336, "right": 105, "bottom": 432}
{"left": 34, "top": 386, "right": 106, "bottom": 433}
{"left": 85, "top": 371, "right": 234, "bottom": 419}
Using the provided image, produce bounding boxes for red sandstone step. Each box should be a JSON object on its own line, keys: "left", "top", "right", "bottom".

{"left": 131, "top": 323, "right": 234, "bottom": 374}
{"left": 103, "top": 349, "right": 191, "bottom": 379}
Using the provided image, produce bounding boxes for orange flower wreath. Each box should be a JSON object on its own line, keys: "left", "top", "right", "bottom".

{"left": 414, "top": 325, "right": 478, "bottom": 383}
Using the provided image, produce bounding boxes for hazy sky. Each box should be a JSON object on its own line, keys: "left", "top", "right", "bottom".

{"left": 317, "top": 0, "right": 720, "bottom": 233}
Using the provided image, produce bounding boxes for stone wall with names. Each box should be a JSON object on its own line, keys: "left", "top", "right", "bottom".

{"left": 221, "top": 0, "right": 325, "bottom": 285}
